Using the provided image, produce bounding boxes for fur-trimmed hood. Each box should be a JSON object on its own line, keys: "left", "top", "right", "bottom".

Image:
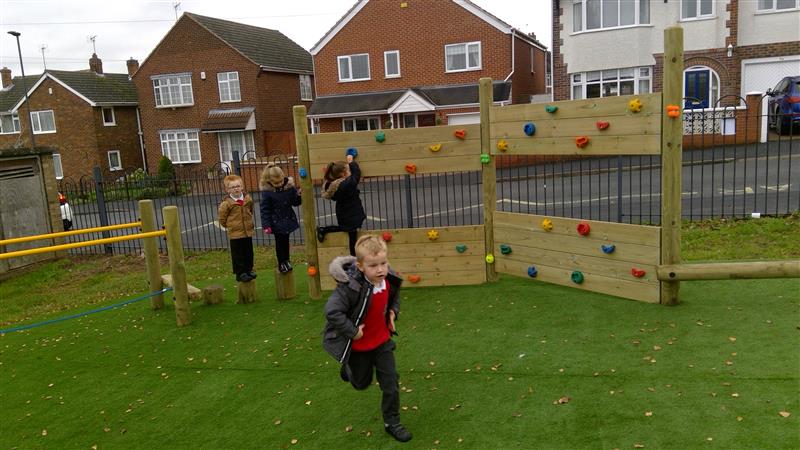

{"left": 328, "top": 255, "right": 357, "bottom": 283}
{"left": 321, "top": 177, "right": 345, "bottom": 199}
{"left": 260, "top": 176, "right": 295, "bottom": 192}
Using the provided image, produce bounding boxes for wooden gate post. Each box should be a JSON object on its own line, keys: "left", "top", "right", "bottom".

{"left": 139, "top": 199, "right": 163, "bottom": 309}
{"left": 163, "top": 205, "right": 191, "bottom": 326}
{"left": 294, "top": 105, "right": 322, "bottom": 299}
{"left": 479, "top": 77, "right": 498, "bottom": 282}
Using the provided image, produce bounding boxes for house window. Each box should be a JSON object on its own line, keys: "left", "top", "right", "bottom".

{"left": 570, "top": 66, "right": 651, "bottom": 100}
{"left": 338, "top": 54, "right": 370, "bottom": 82}
{"left": 342, "top": 117, "right": 380, "bottom": 132}
{"left": 152, "top": 73, "right": 194, "bottom": 107}
{"left": 31, "top": 110, "right": 56, "bottom": 134}
{"left": 217, "top": 71, "right": 241, "bottom": 103}
{"left": 384, "top": 51, "right": 400, "bottom": 78}
{"left": 102, "top": 107, "right": 116, "bottom": 126}
{"left": 0, "top": 113, "right": 20, "bottom": 134}
{"left": 445, "top": 42, "right": 481, "bottom": 72}
{"left": 684, "top": 66, "right": 719, "bottom": 109}
{"left": 681, "top": 0, "right": 714, "bottom": 19}
{"left": 107, "top": 150, "right": 122, "bottom": 171}
{"left": 402, "top": 113, "right": 436, "bottom": 128}
{"left": 53, "top": 153, "right": 63, "bottom": 179}
{"left": 299, "top": 75, "right": 313, "bottom": 101}
{"left": 757, "top": 0, "right": 799, "bottom": 10}
{"left": 159, "top": 129, "right": 201, "bottom": 163}
{"left": 573, "top": 0, "right": 650, "bottom": 32}
{"left": 218, "top": 131, "right": 255, "bottom": 163}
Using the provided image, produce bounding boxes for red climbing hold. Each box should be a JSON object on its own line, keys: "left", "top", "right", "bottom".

{"left": 576, "top": 222, "right": 591, "bottom": 236}
{"left": 596, "top": 121, "right": 610, "bottom": 130}
{"left": 631, "top": 268, "right": 646, "bottom": 278}
{"left": 382, "top": 232, "right": 393, "bottom": 242}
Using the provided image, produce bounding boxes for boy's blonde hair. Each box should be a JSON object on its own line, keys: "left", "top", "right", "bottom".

{"left": 355, "top": 235, "right": 388, "bottom": 262}
{"left": 223, "top": 174, "right": 243, "bottom": 187}
{"left": 260, "top": 162, "right": 285, "bottom": 187}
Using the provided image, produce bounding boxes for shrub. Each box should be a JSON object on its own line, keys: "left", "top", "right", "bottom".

{"left": 157, "top": 156, "right": 175, "bottom": 180}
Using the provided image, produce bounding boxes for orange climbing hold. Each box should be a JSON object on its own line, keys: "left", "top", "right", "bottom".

{"left": 307, "top": 266, "right": 318, "bottom": 277}
{"left": 408, "top": 275, "right": 421, "bottom": 283}
{"left": 405, "top": 163, "right": 417, "bottom": 174}
{"left": 666, "top": 104, "right": 681, "bottom": 118}
{"left": 454, "top": 129, "right": 467, "bottom": 139}
{"left": 575, "top": 136, "right": 590, "bottom": 148}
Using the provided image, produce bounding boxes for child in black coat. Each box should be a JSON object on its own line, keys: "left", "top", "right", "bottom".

{"left": 259, "top": 163, "right": 301, "bottom": 273}
{"left": 318, "top": 154, "right": 366, "bottom": 256}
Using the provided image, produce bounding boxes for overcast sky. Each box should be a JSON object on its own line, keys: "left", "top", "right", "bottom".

{"left": 0, "top": 0, "right": 552, "bottom": 77}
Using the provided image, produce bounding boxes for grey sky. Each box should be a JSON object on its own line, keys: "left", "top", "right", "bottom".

{"left": 0, "top": 0, "right": 552, "bottom": 77}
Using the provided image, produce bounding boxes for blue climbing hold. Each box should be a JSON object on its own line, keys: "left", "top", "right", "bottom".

{"left": 527, "top": 266, "right": 538, "bottom": 278}
{"left": 523, "top": 122, "right": 536, "bottom": 136}
{"left": 298, "top": 168, "right": 308, "bottom": 178}
{"left": 601, "top": 244, "right": 616, "bottom": 254}
{"left": 346, "top": 147, "right": 358, "bottom": 157}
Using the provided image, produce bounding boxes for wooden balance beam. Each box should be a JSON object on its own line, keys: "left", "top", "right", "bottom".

{"left": 656, "top": 260, "right": 800, "bottom": 281}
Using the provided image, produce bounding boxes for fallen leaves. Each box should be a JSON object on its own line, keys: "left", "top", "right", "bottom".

{"left": 779, "top": 411, "right": 791, "bottom": 418}
{"left": 553, "top": 396, "right": 570, "bottom": 405}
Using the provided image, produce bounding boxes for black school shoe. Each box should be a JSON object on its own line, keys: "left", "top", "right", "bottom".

{"left": 384, "top": 423, "right": 412, "bottom": 442}
{"left": 316, "top": 227, "right": 325, "bottom": 243}
{"left": 339, "top": 365, "right": 349, "bottom": 382}
{"left": 248, "top": 270, "right": 257, "bottom": 279}
{"left": 278, "top": 261, "right": 293, "bottom": 273}
{"left": 236, "top": 272, "right": 253, "bottom": 282}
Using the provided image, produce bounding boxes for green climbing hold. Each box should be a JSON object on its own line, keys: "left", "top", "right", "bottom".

{"left": 480, "top": 153, "right": 490, "bottom": 164}
{"left": 455, "top": 244, "right": 467, "bottom": 253}
{"left": 571, "top": 271, "right": 584, "bottom": 284}
{"left": 500, "top": 244, "right": 512, "bottom": 255}
{"left": 375, "top": 132, "right": 386, "bottom": 143}
{"left": 545, "top": 105, "right": 558, "bottom": 113}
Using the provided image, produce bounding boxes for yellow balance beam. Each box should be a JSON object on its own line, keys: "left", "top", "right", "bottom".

{"left": 0, "top": 222, "right": 143, "bottom": 246}
{"left": 0, "top": 230, "right": 166, "bottom": 260}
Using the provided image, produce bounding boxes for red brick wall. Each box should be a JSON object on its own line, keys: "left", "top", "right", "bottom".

{"left": 93, "top": 106, "right": 142, "bottom": 176}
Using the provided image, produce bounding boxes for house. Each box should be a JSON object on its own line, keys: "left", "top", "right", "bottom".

{"left": 131, "top": 12, "right": 314, "bottom": 173}
{"left": 551, "top": 0, "right": 800, "bottom": 107}
{"left": 0, "top": 54, "right": 140, "bottom": 180}
{"left": 308, "top": 0, "right": 548, "bottom": 133}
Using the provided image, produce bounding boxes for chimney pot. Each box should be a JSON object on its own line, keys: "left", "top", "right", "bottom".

{"left": 0, "top": 67, "right": 11, "bottom": 89}
{"left": 89, "top": 53, "right": 103, "bottom": 74}
{"left": 126, "top": 58, "right": 140, "bottom": 77}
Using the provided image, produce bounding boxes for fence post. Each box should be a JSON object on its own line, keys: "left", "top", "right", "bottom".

{"left": 139, "top": 199, "right": 163, "bottom": 309}
{"left": 479, "top": 77, "right": 498, "bottom": 282}
{"left": 616, "top": 156, "right": 624, "bottom": 222}
{"left": 93, "top": 167, "right": 113, "bottom": 254}
{"left": 232, "top": 151, "right": 241, "bottom": 176}
{"left": 294, "top": 105, "right": 321, "bottom": 299}
{"left": 163, "top": 205, "right": 192, "bottom": 326}
{"left": 404, "top": 175, "right": 413, "bottom": 228}
{"left": 660, "top": 27, "right": 684, "bottom": 305}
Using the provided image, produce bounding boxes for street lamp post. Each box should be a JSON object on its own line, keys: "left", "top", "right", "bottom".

{"left": 7, "top": 31, "right": 36, "bottom": 148}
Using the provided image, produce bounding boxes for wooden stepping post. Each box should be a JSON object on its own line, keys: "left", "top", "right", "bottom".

{"left": 237, "top": 280, "right": 257, "bottom": 304}
{"left": 274, "top": 268, "right": 296, "bottom": 300}
{"left": 203, "top": 284, "right": 224, "bottom": 305}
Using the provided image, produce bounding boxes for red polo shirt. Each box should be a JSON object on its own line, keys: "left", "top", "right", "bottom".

{"left": 352, "top": 280, "right": 390, "bottom": 352}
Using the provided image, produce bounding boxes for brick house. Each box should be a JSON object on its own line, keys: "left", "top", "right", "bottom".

{"left": 551, "top": 0, "right": 800, "bottom": 106}
{"left": 0, "top": 55, "right": 140, "bottom": 181}
{"left": 308, "top": 0, "right": 548, "bottom": 133}
{"left": 132, "top": 12, "right": 314, "bottom": 173}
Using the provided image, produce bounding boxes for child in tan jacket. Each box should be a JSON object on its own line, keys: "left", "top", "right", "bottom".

{"left": 218, "top": 174, "right": 256, "bottom": 282}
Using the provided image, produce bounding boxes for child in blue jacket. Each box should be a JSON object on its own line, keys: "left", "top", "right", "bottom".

{"left": 259, "top": 163, "right": 301, "bottom": 273}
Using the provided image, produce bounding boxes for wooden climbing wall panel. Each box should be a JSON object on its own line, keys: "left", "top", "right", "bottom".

{"left": 307, "top": 124, "right": 482, "bottom": 177}
{"left": 489, "top": 93, "right": 663, "bottom": 156}
{"left": 493, "top": 212, "right": 661, "bottom": 303}
{"left": 318, "top": 225, "right": 486, "bottom": 291}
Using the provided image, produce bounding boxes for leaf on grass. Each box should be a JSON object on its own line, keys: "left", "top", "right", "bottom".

{"left": 274, "top": 419, "right": 282, "bottom": 425}
{"left": 290, "top": 438, "right": 298, "bottom": 444}
{"left": 553, "top": 396, "right": 570, "bottom": 405}
{"left": 736, "top": 416, "right": 744, "bottom": 421}
{"left": 345, "top": 425, "right": 353, "bottom": 432}
{"left": 42, "top": 429, "right": 47, "bottom": 436}
{"left": 653, "top": 345, "right": 662, "bottom": 351}
{"left": 779, "top": 411, "right": 791, "bottom": 418}
{"left": 512, "top": 411, "right": 522, "bottom": 417}
{"left": 304, "top": 400, "right": 312, "bottom": 405}
{"left": 731, "top": 393, "right": 739, "bottom": 398}
{"left": 634, "top": 444, "right": 644, "bottom": 448}
{"left": 644, "top": 411, "right": 653, "bottom": 417}
{"left": 728, "top": 336, "right": 737, "bottom": 342}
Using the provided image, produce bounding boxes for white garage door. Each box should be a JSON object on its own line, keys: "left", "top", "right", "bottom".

{"left": 446, "top": 113, "right": 480, "bottom": 125}
{"left": 741, "top": 56, "right": 800, "bottom": 96}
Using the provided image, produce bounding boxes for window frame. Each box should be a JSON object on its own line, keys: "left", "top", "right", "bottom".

{"left": 572, "top": 0, "right": 651, "bottom": 33}
{"left": 680, "top": 0, "right": 715, "bottom": 20}
{"left": 217, "top": 130, "right": 255, "bottom": 163}
{"left": 0, "top": 113, "right": 20, "bottom": 134}
{"left": 337, "top": 53, "right": 371, "bottom": 82}
{"left": 53, "top": 153, "right": 63, "bottom": 179}
{"left": 107, "top": 150, "right": 122, "bottom": 171}
{"left": 445, "top": 41, "right": 482, "bottom": 73}
{"left": 757, "top": 0, "right": 800, "bottom": 11}
{"left": 102, "top": 107, "right": 116, "bottom": 126}
{"left": 31, "top": 110, "right": 56, "bottom": 134}
{"left": 384, "top": 50, "right": 401, "bottom": 78}
{"left": 158, "top": 129, "right": 202, "bottom": 164}
{"left": 570, "top": 66, "right": 651, "bottom": 100}
{"left": 217, "top": 71, "right": 241, "bottom": 103}
{"left": 152, "top": 73, "right": 194, "bottom": 108}
{"left": 342, "top": 116, "right": 381, "bottom": 132}
{"left": 299, "top": 74, "right": 313, "bottom": 101}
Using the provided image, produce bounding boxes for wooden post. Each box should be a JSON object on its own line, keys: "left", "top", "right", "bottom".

{"left": 139, "top": 199, "right": 163, "bottom": 309}
{"left": 203, "top": 284, "right": 224, "bottom": 305}
{"left": 163, "top": 205, "right": 191, "bottom": 326}
{"left": 657, "top": 260, "right": 800, "bottom": 281}
{"left": 660, "top": 27, "right": 684, "bottom": 305}
{"left": 274, "top": 268, "right": 296, "bottom": 300}
{"left": 479, "top": 77, "right": 498, "bottom": 282}
{"left": 294, "top": 105, "right": 321, "bottom": 299}
{"left": 237, "top": 280, "right": 257, "bottom": 304}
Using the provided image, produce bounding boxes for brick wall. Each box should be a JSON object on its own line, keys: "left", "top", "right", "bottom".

{"left": 551, "top": 2, "right": 570, "bottom": 101}
{"left": 93, "top": 105, "right": 142, "bottom": 176}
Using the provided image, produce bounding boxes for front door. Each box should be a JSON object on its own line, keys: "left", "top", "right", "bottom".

{"left": 685, "top": 69, "right": 710, "bottom": 109}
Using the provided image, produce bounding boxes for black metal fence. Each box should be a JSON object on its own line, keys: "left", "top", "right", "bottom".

{"left": 58, "top": 99, "right": 798, "bottom": 255}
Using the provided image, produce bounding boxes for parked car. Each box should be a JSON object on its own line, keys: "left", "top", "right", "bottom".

{"left": 59, "top": 192, "right": 73, "bottom": 231}
{"left": 767, "top": 75, "right": 800, "bottom": 135}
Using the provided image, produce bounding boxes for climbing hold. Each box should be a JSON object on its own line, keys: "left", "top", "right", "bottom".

{"left": 601, "top": 244, "right": 616, "bottom": 254}
{"left": 307, "top": 266, "right": 318, "bottom": 277}
{"left": 480, "top": 153, "right": 490, "bottom": 164}
{"left": 628, "top": 98, "right": 643, "bottom": 113}
{"left": 571, "top": 271, "right": 584, "bottom": 284}
{"left": 631, "top": 268, "right": 646, "bottom": 278}
{"left": 298, "top": 167, "right": 308, "bottom": 178}
{"left": 666, "top": 104, "right": 681, "bottom": 118}
{"left": 545, "top": 105, "right": 558, "bottom": 113}
{"left": 596, "top": 121, "right": 610, "bottom": 130}
{"left": 576, "top": 222, "right": 591, "bottom": 236}
{"left": 408, "top": 275, "right": 421, "bottom": 283}
{"left": 454, "top": 129, "right": 467, "bottom": 139}
{"left": 485, "top": 254, "right": 495, "bottom": 264}
{"left": 427, "top": 229, "right": 439, "bottom": 241}
{"left": 541, "top": 218, "right": 554, "bottom": 231}
{"left": 500, "top": 244, "right": 512, "bottom": 255}
{"left": 523, "top": 122, "right": 536, "bottom": 136}
{"left": 375, "top": 132, "right": 386, "bottom": 143}
{"left": 455, "top": 244, "right": 467, "bottom": 253}
{"left": 527, "top": 266, "right": 538, "bottom": 278}
{"left": 429, "top": 143, "right": 442, "bottom": 152}
{"left": 346, "top": 147, "right": 358, "bottom": 157}
{"left": 575, "top": 136, "right": 590, "bottom": 148}
{"left": 497, "top": 139, "right": 509, "bottom": 152}
{"left": 382, "top": 232, "right": 392, "bottom": 242}
{"left": 405, "top": 163, "right": 417, "bottom": 174}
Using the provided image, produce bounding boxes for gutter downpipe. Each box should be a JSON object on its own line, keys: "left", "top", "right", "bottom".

{"left": 504, "top": 28, "right": 516, "bottom": 83}
{"left": 135, "top": 107, "right": 147, "bottom": 170}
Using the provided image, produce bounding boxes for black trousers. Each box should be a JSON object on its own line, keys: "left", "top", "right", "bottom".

{"left": 319, "top": 226, "right": 358, "bottom": 256}
{"left": 345, "top": 339, "right": 400, "bottom": 425}
{"left": 229, "top": 237, "right": 253, "bottom": 275}
{"left": 274, "top": 233, "right": 290, "bottom": 263}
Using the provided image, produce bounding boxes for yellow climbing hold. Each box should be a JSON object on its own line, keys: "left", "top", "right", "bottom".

{"left": 628, "top": 98, "right": 643, "bottom": 113}
{"left": 429, "top": 143, "right": 442, "bottom": 152}
{"left": 485, "top": 254, "right": 495, "bottom": 264}
{"left": 497, "top": 139, "right": 508, "bottom": 152}
{"left": 541, "top": 218, "right": 554, "bottom": 231}
{"left": 427, "top": 229, "right": 440, "bottom": 241}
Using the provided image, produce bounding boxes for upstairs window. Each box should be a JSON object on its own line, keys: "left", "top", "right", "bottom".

{"left": 338, "top": 54, "right": 370, "bottom": 82}
{"left": 573, "top": 0, "right": 650, "bottom": 32}
{"left": 757, "top": 0, "right": 799, "bottom": 10}
{"left": 152, "top": 73, "right": 193, "bottom": 107}
{"left": 217, "top": 71, "right": 241, "bottom": 103}
{"left": 681, "top": 0, "right": 714, "bottom": 19}
{"left": 0, "top": 113, "right": 20, "bottom": 134}
{"left": 445, "top": 42, "right": 481, "bottom": 72}
{"left": 102, "top": 107, "right": 115, "bottom": 126}
{"left": 384, "top": 50, "right": 400, "bottom": 78}
{"left": 299, "top": 75, "right": 313, "bottom": 101}
{"left": 31, "top": 110, "right": 56, "bottom": 134}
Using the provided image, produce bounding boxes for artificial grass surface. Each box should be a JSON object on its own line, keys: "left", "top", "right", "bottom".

{"left": 2, "top": 271, "right": 798, "bottom": 449}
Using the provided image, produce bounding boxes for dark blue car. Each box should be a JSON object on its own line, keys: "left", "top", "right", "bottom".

{"left": 767, "top": 76, "right": 800, "bottom": 135}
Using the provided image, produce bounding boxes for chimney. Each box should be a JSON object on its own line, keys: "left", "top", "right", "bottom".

{"left": 0, "top": 67, "right": 11, "bottom": 89}
{"left": 126, "top": 57, "right": 139, "bottom": 77}
{"left": 89, "top": 53, "right": 103, "bottom": 74}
